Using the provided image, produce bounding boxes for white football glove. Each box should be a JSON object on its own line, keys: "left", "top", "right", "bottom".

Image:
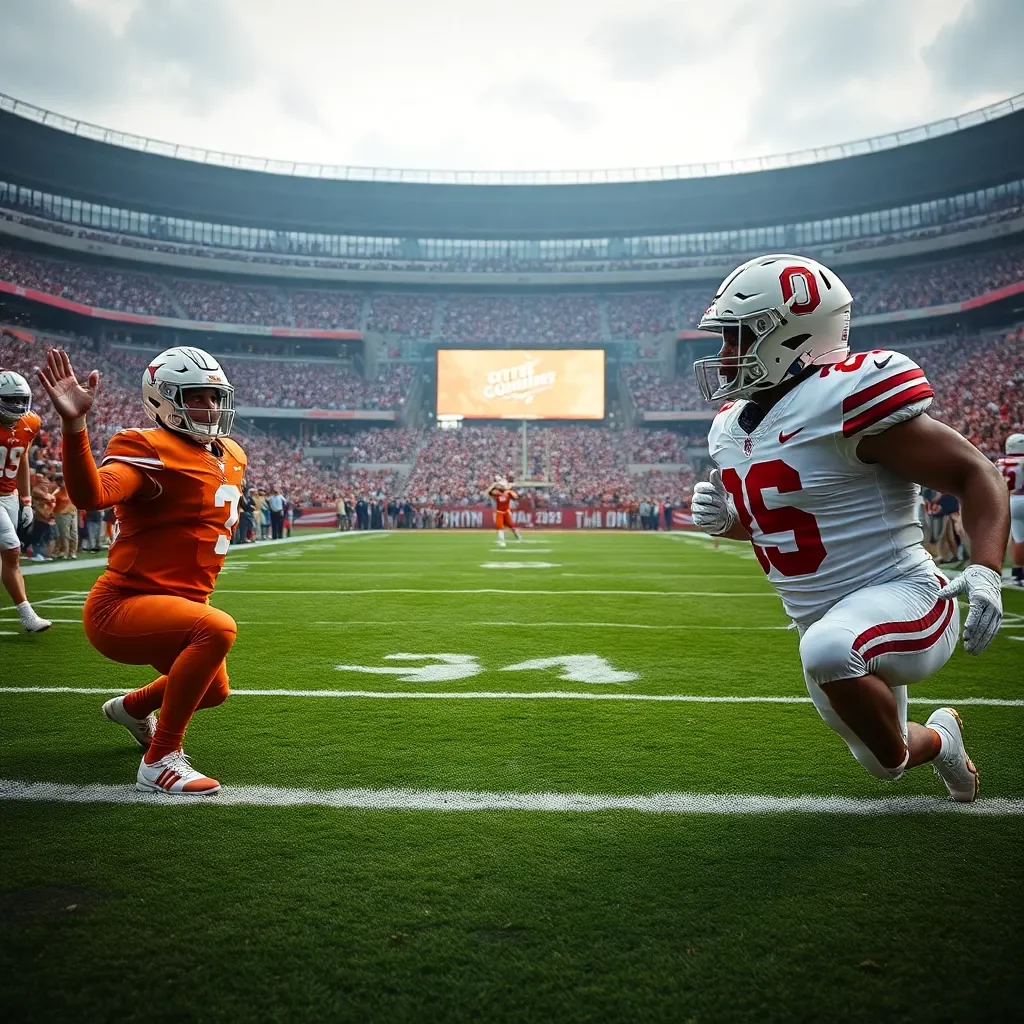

{"left": 17, "top": 501, "right": 33, "bottom": 532}
{"left": 691, "top": 469, "right": 737, "bottom": 537}
{"left": 937, "top": 565, "right": 1003, "bottom": 656}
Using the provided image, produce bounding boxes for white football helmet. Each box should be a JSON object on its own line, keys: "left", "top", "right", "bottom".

{"left": 494, "top": 475, "right": 509, "bottom": 490}
{"left": 1006, "top": 433, "right": 1024, "bottom": 456}
{"left": 142, "top": 346, "right": 234, "bottom": 441}
{"left": 0, "top": 370, "right": 32, "bottom": 425}
{"left": 694, "top": 254, "right": 853, "bottom": 402}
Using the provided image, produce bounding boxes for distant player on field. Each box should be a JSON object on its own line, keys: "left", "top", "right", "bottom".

{"left": 39, "top": 346, "right": 245, "bottom": 796}
{"left": 690, "top": 254, "right": 1009, "bottom": 802}
{"left": 0, "top": 370, "right": 51, "bottom": 632}
{"left": 488, "top": 476, "right": 522, "bottom": 547}
{"left": 995, "top": 432, "right": 1024, "bottom": 586}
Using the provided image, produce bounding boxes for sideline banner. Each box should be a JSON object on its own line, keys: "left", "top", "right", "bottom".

{"left": 294, "top": 506, "right": 696, "bottom": 530}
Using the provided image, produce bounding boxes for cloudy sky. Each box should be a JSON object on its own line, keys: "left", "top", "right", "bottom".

{"left": 1, "top": 0, "right": 1022, "bottom": 174}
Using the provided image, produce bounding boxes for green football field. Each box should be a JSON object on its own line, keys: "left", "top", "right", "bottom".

{"left": 2, "top": 530, "right": 1022, "bottom": 1023}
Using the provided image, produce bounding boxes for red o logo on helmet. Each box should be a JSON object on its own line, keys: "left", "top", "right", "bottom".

{"left": 779, "top": 266, "right": 821, "bottom": 315}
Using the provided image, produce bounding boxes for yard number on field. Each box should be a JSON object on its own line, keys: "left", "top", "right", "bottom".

{"left": 334, "top": 653, "right": 638, "bottom": 684}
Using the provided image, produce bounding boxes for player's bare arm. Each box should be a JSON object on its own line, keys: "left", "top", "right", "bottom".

{"left": 858, "top": 409, "right": 1007, "bottom": 657}
{"left": 858, "top": 413, "right": 1009, "bottom": 573}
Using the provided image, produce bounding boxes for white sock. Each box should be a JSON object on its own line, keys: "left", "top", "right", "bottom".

{"left": 497, "top": 529, "right": 505, "bottom": 543}
{"left": 16, "top": 601, "right": 34, "bottom": 621}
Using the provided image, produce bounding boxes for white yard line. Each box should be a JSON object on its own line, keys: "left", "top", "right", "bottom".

{"left": 0, "top": 778, "right": 1020, "bottom": 815}
{"left": 1, "top": 687, "right": 1020, "bottom": 706}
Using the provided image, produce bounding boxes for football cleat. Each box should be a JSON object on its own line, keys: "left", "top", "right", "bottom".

{"left": 137, "top": 749, "right": 220, "bottom": 795}
{"left": 926, "top": 707, "right": 979, "bottom": 803}
{"left": 102, "top": 695, "right": 155, "bottom": 749}
{"left": 21, "top": 611, "right": 52, "bottom": 633}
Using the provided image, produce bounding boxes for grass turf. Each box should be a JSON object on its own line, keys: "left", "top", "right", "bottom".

{"left": 1, "top": 530, "right": 1022, "bottom": 1023}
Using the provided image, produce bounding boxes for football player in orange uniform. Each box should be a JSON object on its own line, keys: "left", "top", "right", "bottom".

{"left": 0, "top": 370, "right": 51, "bottom": 632}
{"left": 487, "top": 476, "right": 522, "bottom": 547}
{"left": 39, "top": 346, "right": 246, "bottom": 795}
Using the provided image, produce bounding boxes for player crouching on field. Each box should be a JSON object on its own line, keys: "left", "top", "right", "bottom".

{"left": 39, "top": 347, "right": 246, "bottom": 796}
{"left": 489, "top": 476, "right": 522, "bottom": 546}
{"left": 690, "top": 255, "right": 1008, "bottom": 801}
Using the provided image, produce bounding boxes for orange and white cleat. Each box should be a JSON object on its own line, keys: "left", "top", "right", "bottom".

{"left": 926, "top": 707, "right": 979, "bottom": 803}
{"left": 102, "top": 696, "right": 155, "bottom": 749}
{"left": 137, "top": 749, "right": 220, "bottom": 795}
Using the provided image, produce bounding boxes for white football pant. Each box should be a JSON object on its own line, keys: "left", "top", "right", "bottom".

{"left": 797, "top": 568, "right": 959, "bottom": 779}
{"left": 1010, "top": 494, "right": 1024, "bottom": 545}
{"left": 0, "top": 492, "right": 21, "bottom": 552}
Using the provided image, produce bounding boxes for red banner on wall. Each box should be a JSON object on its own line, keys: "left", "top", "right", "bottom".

{"left": 294, "top": 505, "right": 696, "bottom": 530}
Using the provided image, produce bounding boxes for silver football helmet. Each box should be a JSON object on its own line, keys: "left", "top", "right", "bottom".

{"left": 142, "top": 346, "right": 234, "bottom": 441}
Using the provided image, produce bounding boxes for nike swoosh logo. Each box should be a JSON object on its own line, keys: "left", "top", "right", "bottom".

{"left": 778, "top": 427, "right": 805, "bottom": 444}
{"left": 874, "top": 355, "right": 893, "bottom": 369}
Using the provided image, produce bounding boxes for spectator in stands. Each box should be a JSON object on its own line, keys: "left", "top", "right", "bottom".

{"left": 29, "top": 472, "right": 57, "bottom": 561}
{"left": 51, "top": 474, "right": 78, "bottom": 560}
{"left": 84, "top": 507, "right": 104, "bottom": 552}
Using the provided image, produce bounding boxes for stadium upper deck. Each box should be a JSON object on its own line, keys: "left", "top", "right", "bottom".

{"left": 1, "top": 93, "right": 1024, "bottom": 281}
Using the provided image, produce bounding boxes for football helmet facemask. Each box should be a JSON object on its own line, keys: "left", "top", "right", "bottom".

{"left": 142, "top": 346, "right": 235, "bottom": 442}
{"left": 694, "top": 254, "right": 853, "bottom": 402}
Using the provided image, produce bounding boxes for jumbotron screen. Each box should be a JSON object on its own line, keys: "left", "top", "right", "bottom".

{"left": 436, "top": 349, "right": 605, "bottom": 420}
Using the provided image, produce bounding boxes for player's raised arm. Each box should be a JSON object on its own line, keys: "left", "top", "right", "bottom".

{"left": 37, "top": 348, "right": 151, "bottom": 510}
{"left": 858, "top": 413, "right": 1009, "bottom": 654}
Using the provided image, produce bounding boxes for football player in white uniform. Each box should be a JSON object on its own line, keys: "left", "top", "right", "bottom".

{"left": 691, "top": 255, "right": 1009, "bottom": 801}
{"left": 995, "top": 433, "right": 1024, "bottom": 586}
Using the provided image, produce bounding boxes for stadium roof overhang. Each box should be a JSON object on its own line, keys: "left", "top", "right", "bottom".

{"left": 2, "top": 100, "right": 1024, "bottom": 240}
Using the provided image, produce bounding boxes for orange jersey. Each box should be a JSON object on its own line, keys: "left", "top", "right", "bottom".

{"left": 100, "top": 427, "right": 247, "bottom": 602}
{"left": 491, "top": 488, "right": 518, "bottom": 513}
{"left": 0, "top": 411, "right": 41, "bottom": 495}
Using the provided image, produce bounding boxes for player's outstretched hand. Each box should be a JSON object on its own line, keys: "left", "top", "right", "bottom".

{"left": 691, "top": 469, "right": 736, "bottom": 536}
{"left": 37, "top": 348, "right": 99, "bottom": 425}
{"left": 937, "top": 565, "right": 1003, "bottom": 656}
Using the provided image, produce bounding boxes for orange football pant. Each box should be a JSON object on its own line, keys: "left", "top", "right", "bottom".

{"left": 495, "top": 511, "right": 510, "bottom": 529}
{"left": 83, "top": 581, "right": 237, "bottom": 764}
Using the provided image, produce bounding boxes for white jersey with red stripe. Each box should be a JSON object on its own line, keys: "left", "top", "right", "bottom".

{"left": 708, "top": 349, "right": 936, "bottom": 627}
{"left": 996, "top": 455, "right": 1024, "bottom": 496}
{"left": 998, "top": 456, "right": 1024, "bottom": 543}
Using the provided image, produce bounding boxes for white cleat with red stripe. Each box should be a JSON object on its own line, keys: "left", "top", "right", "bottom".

{"left": 137, "top": 749, "right": 221, "bottom": 795}
{"left": 102, "top": 695, "right": 155, "bottom": 749}
{"left": 926, "top": 707, "right": 979, "bottom": 803}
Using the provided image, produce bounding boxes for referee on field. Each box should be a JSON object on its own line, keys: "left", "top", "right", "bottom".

{"left": 267, "top": 487, "right": 285, "bottom": 540}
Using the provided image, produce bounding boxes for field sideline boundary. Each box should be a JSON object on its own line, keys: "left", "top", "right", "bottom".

{"left": 1, "top": 779, "right": 1021, "bottom": 815}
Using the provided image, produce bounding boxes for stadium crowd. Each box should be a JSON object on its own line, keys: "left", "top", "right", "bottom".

{"left": 2, "top": 244, "right": 1024, "bottom": 340}
{"left": 440, "top": 294, "right": 602, "bottom": 345}
{"left": 0, "top": 247, "right": 174, "bottom": 315}
{"left": 921, "top": 326, "right": 1024, "bottom": 458}
{"left": 4, "top": 319, "right": 1020, "bottom": 547}
{"left": 344, "top": 427, "right": 422, "bottom": 463}
{"left": 622, "top": 363, "right": 704, "bottom": 412}
{"left": 101, "top": 346, "right": 416, "bottom": 411}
